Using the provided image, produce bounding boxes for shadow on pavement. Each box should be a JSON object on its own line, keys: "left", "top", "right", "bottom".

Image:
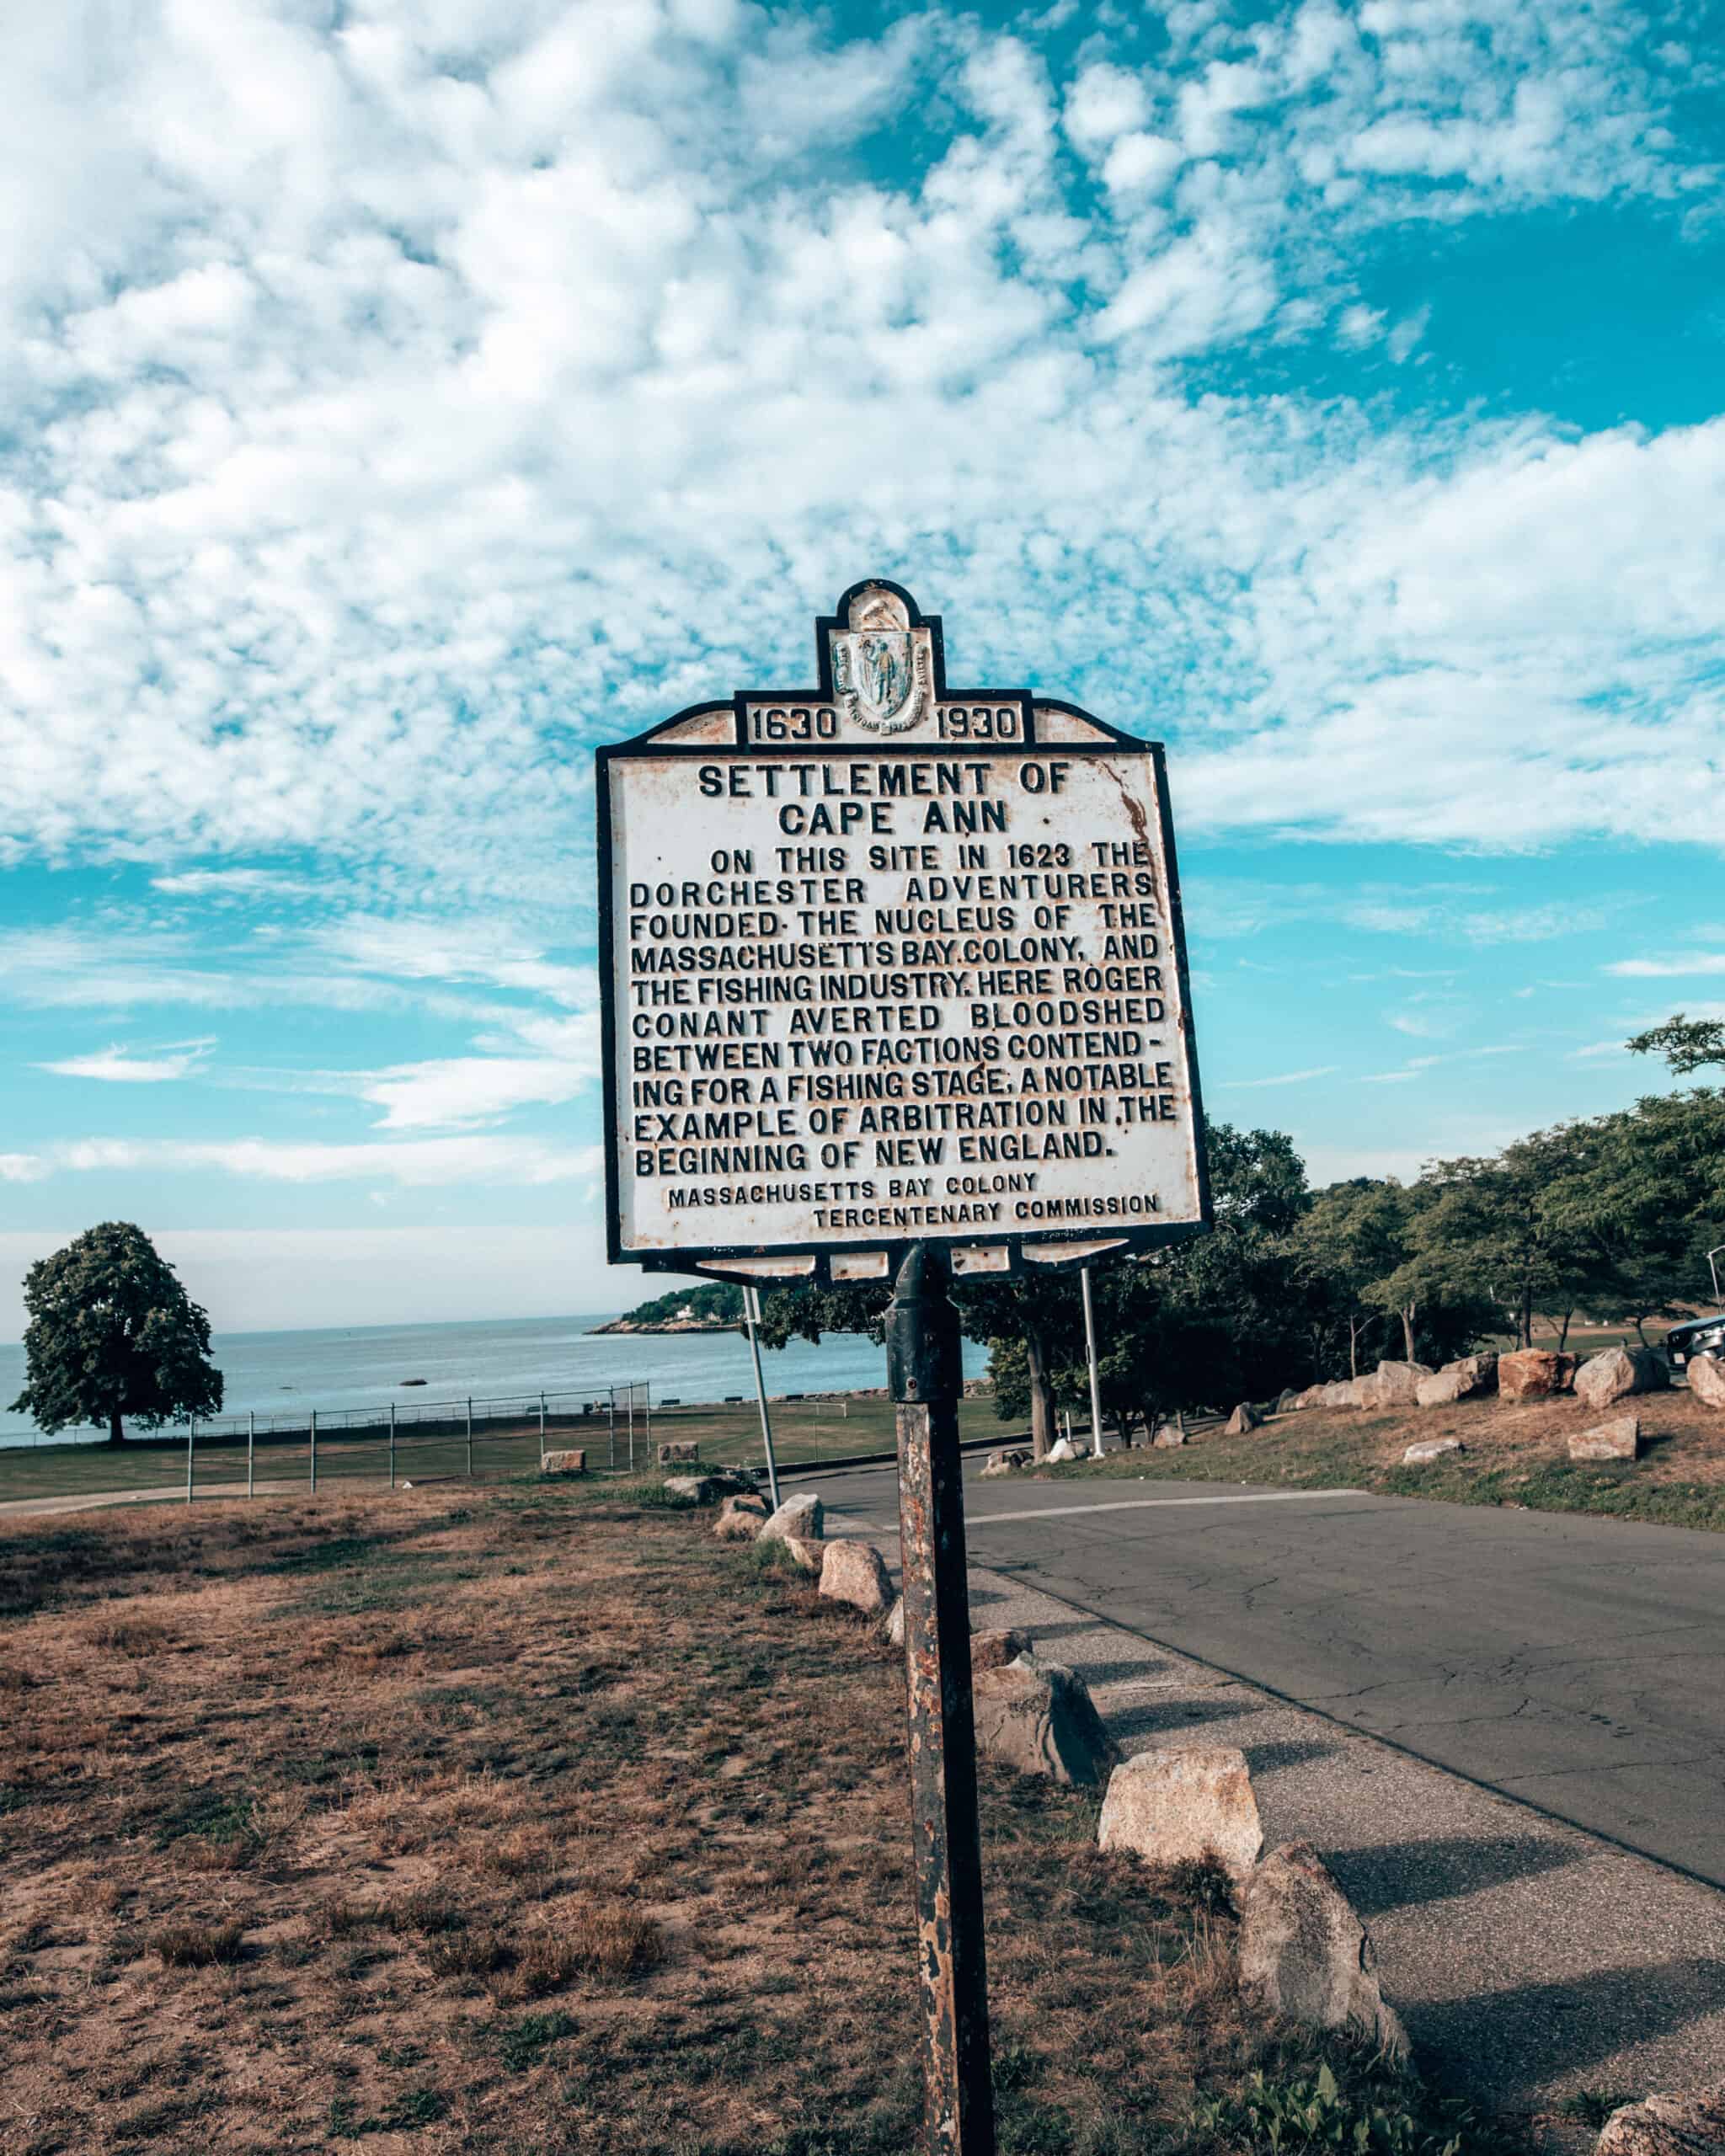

{"left": 1333, "top": 1833, "right": 1586, "bottom": 1919}
{"left": 1412, "top": 1956, "right": 1725, "bottom": 2095}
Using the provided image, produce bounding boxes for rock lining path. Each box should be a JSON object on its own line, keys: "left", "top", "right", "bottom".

{"left": 816, "top": 1474, "right": 1725, "bottom": 2122}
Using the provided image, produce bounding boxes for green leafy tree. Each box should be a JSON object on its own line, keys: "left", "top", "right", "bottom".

{"left": 1296, "top": 1180, "right": 1410, "bottom": 1375}
{"left": 1541, "top": 1095, "right": 1725, "bottom": 1341}
{"left": 1627, "top": 1014, "right": 1725, "bottom": 1075}
{"left": 11, "top": 1223, "right": 223, "bottom": 1444}
{"left": 1391, "top": 1134, "right": 1602, "bottom": 1351}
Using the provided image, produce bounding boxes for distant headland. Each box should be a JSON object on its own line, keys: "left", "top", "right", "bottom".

{"left": 588, "top": 1283, "right": 743, "bottom": 1336}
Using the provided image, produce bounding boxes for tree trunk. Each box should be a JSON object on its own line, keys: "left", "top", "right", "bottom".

{"left": 1348, "top": 1315, "right": 1359, "bottom": 1380}
{"left": 1556, "top": 1307, "right": 1573, "bottom": 1351}
{"left": 1400, "top": 1303, "right": 1416, "bottom": 1363}
{"left": 1519, "top": 1289, "right": 1534, "bottom": 1350}
{"left": 1634, "top": 1315, "right": 1650, "bottom": 1348}
{"left": 106, "top": 1407, "right": 125, "bottom": 1445}
{"left": 1023, "top": 1323, "right": 1056, "bottom": 1461}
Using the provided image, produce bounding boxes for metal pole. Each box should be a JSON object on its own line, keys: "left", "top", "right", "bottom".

{"left": 186, "top": 1415, "right": 195, "bottom": 1505}
{"left": 609, "top": 1387, "right": 616, "bottom": 1471}
{"left": 743, "top": 1285, "right": 782, "bottom": 1513}
{"left": 539, "top": 1391, "right": 547, "bottom": 1465}
{"left": 310, "top": 1407, "right": 318, "bottom": 1494}
{"left": 388, "top": 1401, "right": 397, "bottom": 1489}
{"left": 887, "top": 1244, "right": 995, "bottom": 2156}
{"left": 644, "top": 1382, "right": 651, "bottom": 1458}
{"left": 627, "top": 1385, "right": 635, "bottom": 1473}
{"left": 1081, "top": 1266, "right": 1106, "bottom": 1460}
{"left": 248, "top": 1412, "right": 254, "bottom": 1500}
{"left": 466, "top": 1396, "right": 473, "bottom": 1480}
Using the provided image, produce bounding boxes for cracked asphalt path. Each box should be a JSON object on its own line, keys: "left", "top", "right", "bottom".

{"left": 836, "top": 1469, "right": 1725, "bottom": 1885}
{"left": 802, "top": 1464, "right": 1725, "bottom": 2112}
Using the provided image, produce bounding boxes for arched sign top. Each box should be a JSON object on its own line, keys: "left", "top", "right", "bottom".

{"left": 596, "top": 583, "right": 1210, "bottom": 1283}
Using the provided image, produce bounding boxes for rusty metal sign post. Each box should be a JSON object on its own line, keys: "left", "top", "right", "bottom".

{"left": 595, "top": 581, "right": 1210, "bottom": 2154}
{"left": 888, "top": 1241, "right": 994, "bottom": 2152}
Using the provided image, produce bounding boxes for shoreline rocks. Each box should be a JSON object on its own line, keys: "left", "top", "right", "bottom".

{"left": 758, "top": 1491, "right": 825, "bottom": 1544}
{"left": 1574, "top": 1346, "right": 1668, "bottom": 1410}
{"left": 1402, "top": 1438, "right": 1463, "bottom": 1465}
{"left": 818, "top": 1539, "right": 895, "bottom": 1615}
{"left": 1686, "top": 1353, "right": 1725, "bottom": 1410}
{"left": 1370, "top": 1361, "right": 1433, "bottom": 1408}
{"left": 1238, "top": 1842, "right": 1408, "bottom": 2058}
{"left": 1595, "top": 2083, "right": 1725, "bottom": 2156}
{"left": 1097, "top": 1745, "right": 1263, "bottom": 1880}
{"left": 1498, "top": 1348, "right": 1579, "bottom": 1401}
{"left": 1569, "top": 1415, "right": 1641, "bottom": 1462}
{"left": 973, "top": 1654, "right": 1119, "bottom": 1788}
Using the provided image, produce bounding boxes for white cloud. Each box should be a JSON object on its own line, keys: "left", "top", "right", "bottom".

{"left": 39, "top": 1038, "right": 214, "bottom": 1083}
{"left": 1218, "top": 1065, "right": 1340, "bottom": 1088}
{"left": 360, "top": 1043, "right": 600, "bottom": 1131}
{"left": 1605, "top": 953, "right": 1725, "bottom": 977}
{"left": 152, "top": 868, "right": 315, "bottom": 898}
{"left": 19, "top": 1134, "right": 605, "bottom": 1188}
{"left": 1064, "top": 62, "right": 1152, "bottom": 156}
{"left": 0, "top": 0, "right": 1710, "bottom": 904}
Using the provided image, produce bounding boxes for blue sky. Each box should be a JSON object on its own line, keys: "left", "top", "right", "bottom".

{"left": 3, "top": 0, "right": 1722, "bottom": 1336}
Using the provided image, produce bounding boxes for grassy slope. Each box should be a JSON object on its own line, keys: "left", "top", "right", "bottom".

{"left": 0, "top": 1481, "right": 1493, "bottom": 2156}
{"left": 1065, "top": 1388, "right": 1725, "bottom": 1533}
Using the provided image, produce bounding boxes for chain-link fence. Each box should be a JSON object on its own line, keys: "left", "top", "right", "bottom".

{"left": 0, "top": 1383, "right": 1005, "bottom": 1509}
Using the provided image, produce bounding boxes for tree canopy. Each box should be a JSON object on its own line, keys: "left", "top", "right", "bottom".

{"left": 10, "top": 1223, "right": 224, "bottom": 1444}
{"left": 753, "top": 1081, "right": 1721, "bottom": 1429}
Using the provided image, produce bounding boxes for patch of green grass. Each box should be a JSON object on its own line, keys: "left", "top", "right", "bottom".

{"left": 494, "top": 2010, "right": 577, "bottom": 2072}
{"left": 1559, "top": 2089, "right": 1636, "bottom": 2128}
{"left": 1190, "top": 2062, "right": 1509, "bottom": 2156}
{"left": 152, "top": 1788, "right": 259, "bottom": 1851}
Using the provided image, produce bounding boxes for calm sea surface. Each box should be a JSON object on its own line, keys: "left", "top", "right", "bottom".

{"left": 0, "top": 1312, "right": 991, "bottom": 1448}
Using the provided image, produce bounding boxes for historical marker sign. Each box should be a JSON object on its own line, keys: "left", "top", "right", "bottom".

{"left": 598, "top": 580, "right": 1210, "bottom": 1281}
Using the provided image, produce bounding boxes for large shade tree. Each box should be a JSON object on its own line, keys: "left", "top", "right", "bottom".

{"left": 11, "top": 1223, "right": 223, "bottom": 1444}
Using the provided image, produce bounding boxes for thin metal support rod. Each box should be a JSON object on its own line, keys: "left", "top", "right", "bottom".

{"left": 888, "top": 1243, "right": 996, "bottom": 2156}
{"left": 628, "top": 1385, "right": 635, "bottom": 1473}
{"left": 1081, "top": 1265, "right": 1107, "bottom": 1460}
{"left": 388, "top": 1401, "right": 397, "bottom": 1490}
{"left": 538, "top": 1391, "right": 547, "bottom": 1465}
{"left": 466, "top": 1396, "right": 473, "bottom": 1479}
{"left": 743, "top": 1285, "right": 782, "bottom": 1513}
{"left": 310, "top": 1408, "right": 318, "bottom": 1494}
{"left": 248, "top": 1412, "right": 254, "bottom": 1500}
{"left": 186, "top": 1416, "right": 195, "bottom": 1506}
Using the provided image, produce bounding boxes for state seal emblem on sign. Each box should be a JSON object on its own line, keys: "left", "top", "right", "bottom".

{"left": 830, "top": 585, "right": 932, "bottom": 734}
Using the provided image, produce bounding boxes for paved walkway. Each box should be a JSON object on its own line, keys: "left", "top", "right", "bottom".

{"left": 817, "top": 1472, "right": 1725, "bottom": 2120}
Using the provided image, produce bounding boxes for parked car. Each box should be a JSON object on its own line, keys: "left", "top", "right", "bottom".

{"left": 1666, "top": 1311, "right": 1725, "bottom": 1370}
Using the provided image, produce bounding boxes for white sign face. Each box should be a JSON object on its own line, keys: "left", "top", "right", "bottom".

{"left": 597, "top": 583, "right": 1210, "bottom": 1277}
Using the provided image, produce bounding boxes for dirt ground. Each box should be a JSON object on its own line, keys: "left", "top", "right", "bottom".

{"left": 1074, "top": 1384, "right": 1725, "bottom": 1531}
{"left": 0, "top": 1481, "right": 1486, "bottom": 2156}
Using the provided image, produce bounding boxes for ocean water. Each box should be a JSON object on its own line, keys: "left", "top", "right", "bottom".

{"left": 0, "top": 1311, "right": 991, "bottom": 1447}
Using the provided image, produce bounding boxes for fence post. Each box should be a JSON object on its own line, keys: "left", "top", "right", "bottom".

{"left": 609, "top": 1387, "right": 616, "bottom": 1471}
{"left": 248, "top": 1411, "right": 255, "bottom": 1500}
{"left": 538, "top": 1392, "right": 547, "bottom": 1465}
{"left": 644, "top": 1383, "right": 651, "bottom": 1460}
{"left": 627, "top": 1385, "right": 635, "bottom": 1473}
{"left": 466, "top": 1396, "right": 473, "bottom": 1479}
{"left": 310, "top": 1408, "right": 318, "bottom": 1494}
{"left": 186, "top": 1415, "right": 195, "bottom": 1505}
{"left": 389, "top": 1401, "right": 397, "bottom": 1489}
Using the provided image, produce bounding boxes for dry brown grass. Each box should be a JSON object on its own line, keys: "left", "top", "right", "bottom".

{"left": 0, "top": 1481, "right": 1438, "bottom": 2156}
